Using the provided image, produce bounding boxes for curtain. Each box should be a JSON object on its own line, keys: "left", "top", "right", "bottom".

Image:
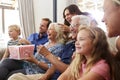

{"left": 18, "top": 0, "right": 35, "bottom": 39}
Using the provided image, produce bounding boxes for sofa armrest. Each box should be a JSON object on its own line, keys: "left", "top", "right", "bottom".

{"left": 0, "top": 48, "right": 6, "bottom": 60}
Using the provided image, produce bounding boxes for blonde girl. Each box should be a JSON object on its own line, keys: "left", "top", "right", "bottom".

{"left": 58, "top": 26, "right": 113, "bottom": 80}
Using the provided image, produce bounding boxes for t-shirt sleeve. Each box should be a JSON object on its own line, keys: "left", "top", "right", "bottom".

{"left": 27, "top": 34, "right": 34, "bottom": 41}
{"left": 90, "top": 60, "right": 110, "bottom": 80}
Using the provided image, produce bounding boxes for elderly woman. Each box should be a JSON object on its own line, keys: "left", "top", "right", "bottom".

{"left": 8, "top": 23, "right": 69, "bottom": 80}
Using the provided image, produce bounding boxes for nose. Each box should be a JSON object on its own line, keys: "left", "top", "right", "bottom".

{"left": 102, "top": 14, "right": 105, "bottom": 22}
{"left": 70, "top": 26, "right": 74, "bottom": 31}
{"left": 102, "top": 17, "right": 105, "bottom": 22}
{"left": 75, "top": 40, "right": 79, "bottom": 45}
{"left": 65, "top": 16, "right": 69, "bottom": 21}
{"left": 39, "top": 24, "right": 43, "bottom": 28}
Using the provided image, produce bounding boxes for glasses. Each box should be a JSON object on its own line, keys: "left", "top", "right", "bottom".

{"left": 70, "top": 24, "right": 80, "bottom": 28}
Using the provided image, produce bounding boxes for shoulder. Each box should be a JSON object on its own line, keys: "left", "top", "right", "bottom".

{"left": 28, "top": 33, "right": 39, "bottom": 40}
{"left": 90, "top": 60, "right": 110, "bottom": 80}
{"left": 65, "top": 40, "right": 75, "bottom": 49}
{"left": 91, "top": 60, "right": 110, "bottom": 73}
{"left": 29, "top": 33, "right": 38, "bottom": 36}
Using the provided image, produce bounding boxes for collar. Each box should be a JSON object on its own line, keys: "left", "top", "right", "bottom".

{"left": 38, "top": 33, "right": 47, "bottom": 39}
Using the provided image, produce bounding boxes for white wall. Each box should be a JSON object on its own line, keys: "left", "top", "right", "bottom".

{"left": 33, "top": 0, "right": 77, "bottom": 32}
{"left": 57, "top": 0, "right": 67, "bottom": 23}
{"left": 33, "top": 0, "right": 53, "bottom": 32}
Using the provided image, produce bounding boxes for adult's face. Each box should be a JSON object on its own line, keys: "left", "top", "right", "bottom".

{"left": 39, "top": 20, "right": 48, "bottom": 34}
{"left": 102, "top": 0, "right": 120, "bottom": 37}
{"left": 47, "top": 24, "right": 57, "bottom": 40}
{"left": 70, "top": 17, "right": 80, "bottom": 39}
{"left": 64, "top": 9, "right": 76, "bottom": 24}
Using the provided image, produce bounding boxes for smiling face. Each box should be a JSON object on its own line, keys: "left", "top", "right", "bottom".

{"left": 102, "top": 0, "right": 120, "bottom": 37}
{"left": 75, "top": 30, "right": 93, "bottom": 57}
{"left": 64, "top": 9, "right": 76, "bottom": 24}
{"left": 47, "top": 24, "right": 57, "bottom": 40}
{"left": 70, "top": 17, "right": 80, "bottom": 39}
{"left": 39, "top": 20, "right": 48, "bottom": 34}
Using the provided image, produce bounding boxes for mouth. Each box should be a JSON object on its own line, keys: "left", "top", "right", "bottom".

{"left": 67, "top": 19, "right": 71, "bottom": 23}
{"left": 75, "top": 46, "right": 81, "bottom": 49}
{"left": 48, "top": 33, "right": 51, "bottom": 37}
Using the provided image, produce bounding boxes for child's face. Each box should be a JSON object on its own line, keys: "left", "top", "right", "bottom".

{"left": 8, "top": 29, "right": 19, "bottom": 39}
{"left": 75, "top": 30, "right": 93, "bottom": 57}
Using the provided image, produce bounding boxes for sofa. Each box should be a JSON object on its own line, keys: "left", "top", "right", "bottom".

{"left": 0, "top": 48, "right": 6, "bottom": 60}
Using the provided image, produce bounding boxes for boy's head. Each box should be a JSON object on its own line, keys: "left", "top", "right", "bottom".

{"left": 8, "top": 24, "right": 21, "bottom": 39}
{"left": 8, "top": 24, "right": 21, "bottom": 35}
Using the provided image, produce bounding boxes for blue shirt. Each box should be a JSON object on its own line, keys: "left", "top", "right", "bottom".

{"left": 27, "top": 33, "right": 48, "bottom": 53}
{"left": 50, "top": 40, "right": 75, "bottom": 80}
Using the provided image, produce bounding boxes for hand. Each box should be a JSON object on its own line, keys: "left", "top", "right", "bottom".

{"left": 59, "top": 25, "right": 70, "bottom": 41}
{"left": 23, "top": 54, "right": 36, "bottom": 63}
{"left": 37, "top": 45, "right": 51, "bottom": 57}
{"left": 58, "top": 24, "right": 70, "bottom": 33}
{"left": 19, "top": 38, "right": 31, "bottom": 45}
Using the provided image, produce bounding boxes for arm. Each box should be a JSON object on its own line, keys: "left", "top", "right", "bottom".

{"left": 58, "top": 66, "right": 104, "bottom": 80}
{"left": 19, "top": 38, "right": 31, "bottom": 45}
{"left": 38, "top": 66, "right": 56, "bottom": 80}
{"left": 24, "top": 55, "right": 49, "bottom": 70}
{"left": 2, "top": 48, "right": 9, "bottom": 60}
{"left": 57, "top": 66, "right": 71, "bottom": 80}
{"left": 46, "top": 54, "right": 69, "bottom": 73}
{"left": 37, "top": 45, "right": 69, "bottom": 73}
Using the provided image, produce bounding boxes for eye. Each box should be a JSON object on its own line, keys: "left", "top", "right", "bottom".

{"left": 80, "top": 38, "right": 85, "bottom": 41}
{"left": 78, "top": 37, "right": 85, "bottom": 41}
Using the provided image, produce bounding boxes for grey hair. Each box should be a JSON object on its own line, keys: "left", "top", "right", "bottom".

{"left": 112, "top": 0, "right": 120, "bottom": 6}
{"left": 71, "top": 15, "right": 92, "bottom": 27}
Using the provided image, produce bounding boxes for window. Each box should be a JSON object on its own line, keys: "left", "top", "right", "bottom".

{"left": 4, "top": 9, "right": 20, "bottom": 35}
{"left": 78, "top": 0, "right": 106, "bottom": 32}
{"left": 0, "top": 0, "right": 20, "bottom": 47}
{"left": 0, "top": 9, "right": 2, "bottom": 33}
